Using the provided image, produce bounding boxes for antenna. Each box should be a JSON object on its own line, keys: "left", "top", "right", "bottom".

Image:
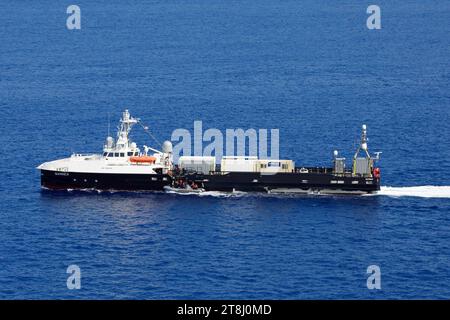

{"left": 353, "top": 124, "right": 370, "bottom": 160}
{"left": 107, "top": 112, "right": 110, "bottom": 137}
{"left": 138, "top": 120, "right": 162, "bottom": 147}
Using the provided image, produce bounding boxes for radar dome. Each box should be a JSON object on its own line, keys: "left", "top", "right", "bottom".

{"left": 162, "top": 140, "right": 173, "bottom": 153}
{"left": 106, "top": 136, "right": 114, "bottom": 148}
{"left": 130, "top": 142, "right": 137, "bottom": 149}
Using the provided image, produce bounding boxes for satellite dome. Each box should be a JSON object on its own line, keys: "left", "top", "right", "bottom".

{"left": 162, "top": 140, "right": 173, "bottom": 153}
{"left": 106, "top": 136, "right": 114, "bottom": 148}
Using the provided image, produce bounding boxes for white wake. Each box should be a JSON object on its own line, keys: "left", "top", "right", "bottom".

{"left": 164, "top": 186, "right": 450, "bottom": 199}
{"left": 60, "top": 186, "right": 450, "bottom": 199}
{"left": 165, "top": 190, "right": 247, "bottom": 198}
{"left": 375, "top": 186, "right": 450, "bottom": 198}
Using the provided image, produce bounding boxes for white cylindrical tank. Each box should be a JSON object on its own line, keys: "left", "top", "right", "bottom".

{"left": 162, "top": 140, "right": 173, "bottom": 153}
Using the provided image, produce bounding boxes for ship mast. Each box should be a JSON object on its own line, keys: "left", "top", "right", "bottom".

{"left": 116, "top": 109, "right": 139, "bottom": 150}
{"left": 353, "top": 124, "right": 371, "bottom": 160}
{"left": 351, "top": 124, "right": 381, "bottom": 176}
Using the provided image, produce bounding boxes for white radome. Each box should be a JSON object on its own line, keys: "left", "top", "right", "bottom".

{"left": 162, "top": 140, "right": 173, "bottom": 153}
{"left": 106, "top": 136, "right": 114, "bottom": 148}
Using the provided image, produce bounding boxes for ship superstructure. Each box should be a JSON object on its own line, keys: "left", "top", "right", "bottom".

{"left": 38, "top": 110, "right": 174, "bottom": 190}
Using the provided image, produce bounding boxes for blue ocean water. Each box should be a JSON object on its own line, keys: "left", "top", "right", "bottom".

{"left": 1, "top": 0, "right": 450, "bottom": 299}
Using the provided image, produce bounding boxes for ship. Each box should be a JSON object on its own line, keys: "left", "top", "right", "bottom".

{"left": 38, "top": 110, "right": 381, "bottom": 195}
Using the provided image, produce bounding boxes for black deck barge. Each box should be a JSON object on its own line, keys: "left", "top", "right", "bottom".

{"left": 178, "top": 167, "right": 380, "bottom": 194}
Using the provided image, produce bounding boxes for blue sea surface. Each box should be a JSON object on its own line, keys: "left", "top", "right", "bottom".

{"left": 1, "top": 1, "right": 450, "bottom": 299}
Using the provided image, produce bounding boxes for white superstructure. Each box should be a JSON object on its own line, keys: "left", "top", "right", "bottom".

{"left": 38, "top": 110, "right": 173, "bottom": 175}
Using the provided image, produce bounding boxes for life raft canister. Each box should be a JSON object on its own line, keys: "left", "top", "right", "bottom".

{"left": 130, "top": 156, "right": 157, "bottom": 164}
{"left": 373, "top": 167, "right": 380, "bottom": 178}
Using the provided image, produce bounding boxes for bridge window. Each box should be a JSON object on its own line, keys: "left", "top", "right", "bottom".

{"left": 127, "top": 152, "right": 133, "bottom": 156}
{"left": 120, "top": 153, "right": 125, "bottom": 157}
